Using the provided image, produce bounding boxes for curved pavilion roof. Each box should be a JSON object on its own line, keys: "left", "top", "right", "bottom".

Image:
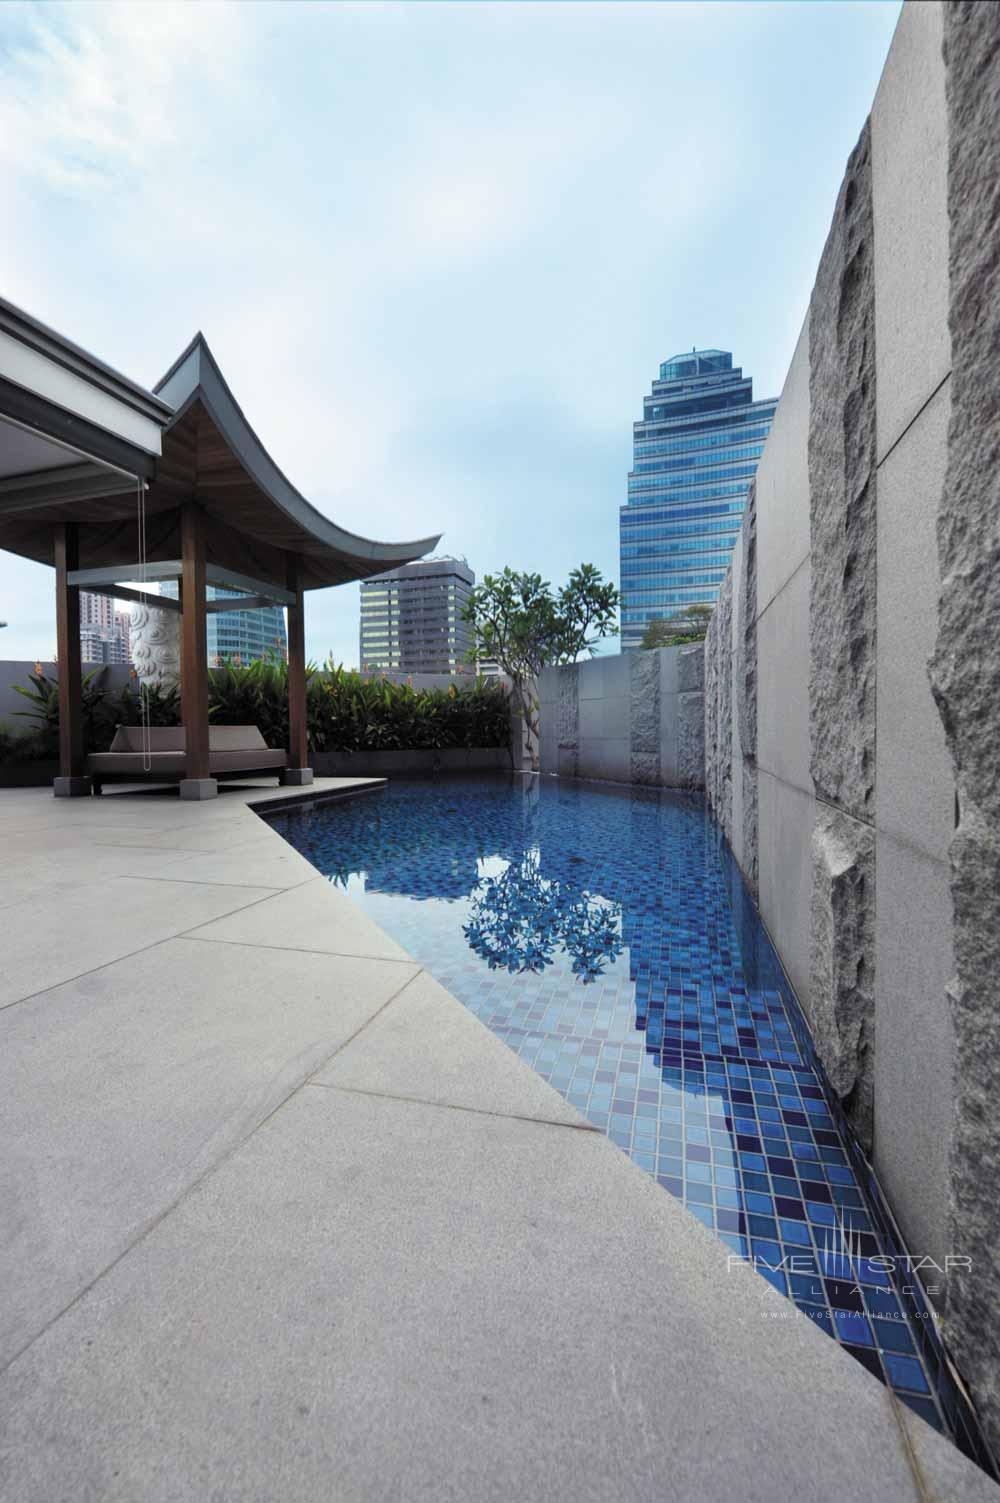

{"left": 0, "top": 312, "right": 440, "bottom": 591}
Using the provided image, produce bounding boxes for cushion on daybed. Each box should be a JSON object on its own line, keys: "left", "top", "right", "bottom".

{"left": 108, "top": 725, "right": 186, "bottom": 753}
{"left": 87, "top": 724, "right": 286, "bottom": 777}
{"left": 105, "top": 725, "right": 271, "bottom": 753}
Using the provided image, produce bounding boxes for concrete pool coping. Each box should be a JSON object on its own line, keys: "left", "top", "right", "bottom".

{"left": 0, "top": 777, "right": 994, "bottom": 1501}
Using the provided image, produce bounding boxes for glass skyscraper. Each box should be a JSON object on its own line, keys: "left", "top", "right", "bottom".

{"left": 205, "top": 588, "right": 288, "bottom": 666}
{"left": 159, "top": 583, "right": 288, "bottom": 665}
{"left": 619, "top": 349, "right": 777, "bottom": 652}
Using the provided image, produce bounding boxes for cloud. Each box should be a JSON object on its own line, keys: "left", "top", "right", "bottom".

{"left": 0, "top": 0, "right": 902, "bottom": 665}
{"left": 0, "top": 3, "right": 252, "bottom": 193}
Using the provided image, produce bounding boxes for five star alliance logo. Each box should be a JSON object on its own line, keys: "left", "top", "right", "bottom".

{"left": 727, "top": 1200, "right": 970, "bottom": 1313}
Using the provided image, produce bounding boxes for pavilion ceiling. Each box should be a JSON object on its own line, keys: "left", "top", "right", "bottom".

{"left": 0, "top": 336, "right": 439, "bottom": 590}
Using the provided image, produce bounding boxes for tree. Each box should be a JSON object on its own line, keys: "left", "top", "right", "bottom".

{"left": 463, "top": 564, "right": 620, "bottom": 769}
{"left": 639, "top": 602, "right": 713, "bottom": 650}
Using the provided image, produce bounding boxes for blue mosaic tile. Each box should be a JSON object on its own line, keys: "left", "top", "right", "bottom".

{"left": 268, "top": 774, "right": 994, "bottom": 1475}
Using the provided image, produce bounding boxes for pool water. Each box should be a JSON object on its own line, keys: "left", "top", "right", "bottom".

{"left": 268, "top": 774, "right": 991, "bottom": 1469}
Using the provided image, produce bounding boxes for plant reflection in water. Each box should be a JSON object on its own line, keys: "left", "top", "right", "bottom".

{"left": 463, "top": 849, "right": 623, "bottom": 982}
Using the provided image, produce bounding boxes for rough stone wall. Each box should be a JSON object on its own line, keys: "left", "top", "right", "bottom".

{"left": 697, "top": 1, "right": 1000, "bottom": 1449}
{"left": 677, "top": 645, "right": 706, "bottom": 789}
{"left": 705, "top": 570, "right": 734, "bottom": 842}
{"left": 808, "top": 122, "right": 878, "bottom": 820}
{"left": 805, "top": 120, "right": 878, "bottom": 1148}
{"left": 537, "top": 645, "right": 704, "bottom": 788}
{"left": 556, "top": 664, "right": 579, "bottom": 779}
{"left": 810, "top": 809, "right": 876, "bottom": 1146}
{"left": 736, "top": 482, "right": 759, "bottom": 894}
{"left": 932, "top": 0, "right": 1000, "bottom": 1455}
{"left": 704, "top": 496, "right": 756, "bottom": 882}
{"left": 703, "top": 602, "right": 721, "bottom": 810}
{"left": 629, "top": 649, "right": 660, "bottom": 785}
{"left": 712, "top": 568, "right": 736, "bottom": 847}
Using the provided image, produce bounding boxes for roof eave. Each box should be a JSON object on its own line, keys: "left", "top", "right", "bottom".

{"left": 0, "top": 296, "right": 173, "bottom": 426}
{"left": 156, "top": 333, "right": 441, "bottom": 571}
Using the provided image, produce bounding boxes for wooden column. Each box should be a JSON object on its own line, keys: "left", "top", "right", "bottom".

{"left": 179, "top": 503, "right": 215, "bottom": 796}
{"left": 284, "top": 553, "right": 312, "bottom": 784}
{"left": 53, "top": 522, "right": 89, "bottom": 796}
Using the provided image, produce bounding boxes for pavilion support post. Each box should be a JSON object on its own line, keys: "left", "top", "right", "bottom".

{"left": 281, "top": 552, "right": 313, "bottom": 787}
{"left": 179, "top": 503, "right": 217, "bottom": 800}
{"left": 53, "top": 522, "right": 91, "bottom": 797}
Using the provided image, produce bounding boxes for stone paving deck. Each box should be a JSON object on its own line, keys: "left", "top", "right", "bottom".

{"left": 0, "top": 779, "right": 995, "bottom": 1501}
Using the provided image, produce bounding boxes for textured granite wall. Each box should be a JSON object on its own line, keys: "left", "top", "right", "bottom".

{"left": 700, "top": 0, "right": 1000, "bottom": 1455}
{"left": 707, "top": 116, "right": 884, "bottom": 1158}
{"left": 704, "top": 485, "right": 760, "bottom": 887}
{"left": 704, "top": 573, "right": 734, "bottom": 837}
{"left": 810, "top": 808, "right": 876, "bottom": 1146}
{"left": 736, "top": 483, "right": 759, "bottom": 895}
{"left": 629, "top": 649, "right": 661, "bottom": 786}
{"left": 805, "top": 119, "right": 878, "bottom": 1150}
{"left": 677, "top": 646, "right": 707, "bottom": 788}
{"left": 930, "top": 0, "right": 1000, "bottom": 1454}
{"left": 808, "top": 121, "right": 878, "bottom": 823}
{"left": 556, "top": 664, "right": 579, "bottom": 780}
{"left": 538, "top": 644, "right": 704, "bottom": 789}
{"left": 704, "top": 595, "right": 722, "bottom": 814}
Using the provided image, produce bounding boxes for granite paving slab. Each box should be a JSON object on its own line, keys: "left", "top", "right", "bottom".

{"left": 2, "top": 1084, "right": 995, "bottom": 1502}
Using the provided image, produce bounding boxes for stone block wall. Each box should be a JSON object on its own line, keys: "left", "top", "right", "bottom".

{"left": 702, "top": 0, "right": 1000, "bottom": 1454}
{"left": 538, "top": 643, "right": 704, "bottom": 790}
{"left": 928, "top": 0, "right": 1000, "bottom": 1453}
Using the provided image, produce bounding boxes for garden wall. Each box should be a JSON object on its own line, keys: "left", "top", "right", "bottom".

{"left": 702, "top": 0, "right": 1000, "bottom": 1452}
{"left": 537, "top": 643, "right": 704, "bottom": 789}
{"left": 0, "top": 661, "right": 522, "bottom": 768}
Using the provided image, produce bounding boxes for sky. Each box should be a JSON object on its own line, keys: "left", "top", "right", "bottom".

{"left": 0, "top": 0, "right": 902, "bottom": 666}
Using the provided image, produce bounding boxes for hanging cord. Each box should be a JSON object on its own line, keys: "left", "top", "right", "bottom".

{"left": 136, "top": 477, "right": 152, "bottom": 773}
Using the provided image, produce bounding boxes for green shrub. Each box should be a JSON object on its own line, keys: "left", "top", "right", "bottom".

{"left": 307, "top": 662, "right": 511, "bottom": 753}
{"left": 5, "top": 657, "right": 511, "bottom": 760}
{"left": 208, "top": 657, "right": 294, "bottom": 747}
{"left": 110, "top": 679, "right": 182, "bottom": 740}
{"left": 12, "top": 668, "right": 114, "bottom": 757}
{"left": 11, "top": 669, "right": 182, "bottom": 756}
{"left": 0, "top": 723, "right": 53, "bottom": 765}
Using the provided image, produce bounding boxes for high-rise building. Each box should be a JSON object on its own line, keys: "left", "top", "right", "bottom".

{"left": 78, "top": 591, "right": 132, "bottom": 665}
{"left": 205, "top": 588, "right": 287, "bottom": 666}
{"left": 158, "top": 584, "right": 288, "bottom": 665}
{"left": 619, "top": 349, "right": 777, "bottom": 652}
{"left": 359, "top": 557, "right": 474, "bottom": 675}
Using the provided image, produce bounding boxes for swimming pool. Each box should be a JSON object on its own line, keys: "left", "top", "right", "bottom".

{"left": 268, "top": 773, "right": 990, "bottom": 1468}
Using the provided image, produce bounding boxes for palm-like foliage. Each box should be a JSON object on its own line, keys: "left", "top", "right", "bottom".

{"left": 208, "top": 656, "right": 299, "bottom": 747}
{"left": 308, "top": 661, "right": 510, "bottom": 752}
{"left": 10, "top": 669, "right": 180, "bottom": 757}
{"left": 3, "top": 657, "right": 512, "bottom": 761}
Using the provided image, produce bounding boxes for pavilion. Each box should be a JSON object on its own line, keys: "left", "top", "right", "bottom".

{"left": 0, "top": 297, "right": 439, "bottom": 798}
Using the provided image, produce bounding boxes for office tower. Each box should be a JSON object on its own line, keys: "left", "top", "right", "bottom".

{"left": 158, "top": 583, "right": 288, "bottom": 665}
{"left": 78, "top": 591, "right": 132, "bottom": 664}
{"left": 204, "top": 587, "right": 287, "bottom": 666}
{"left": 619, "top": 349, "right": 777, "bottom": 652}
{"left": 359, "top": 557, "right": 474, "bottom": 675}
